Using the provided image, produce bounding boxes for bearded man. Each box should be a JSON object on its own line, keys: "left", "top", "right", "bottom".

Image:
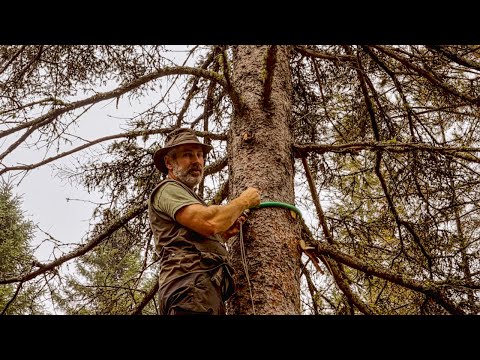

{"left": 148, "top": 128, "right": 260, "bottom": 315}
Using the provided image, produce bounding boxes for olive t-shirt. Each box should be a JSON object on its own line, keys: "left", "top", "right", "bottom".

{"left": 152, "top": 181, "right": 201, "bottom": 220}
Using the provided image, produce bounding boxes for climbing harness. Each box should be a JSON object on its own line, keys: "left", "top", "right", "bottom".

{"left": 238, "top": 201, "right": 303, "bottom": 315}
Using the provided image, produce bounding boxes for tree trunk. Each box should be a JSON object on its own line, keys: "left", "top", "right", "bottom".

{"left": 227, "top": 45, "right": 302, "bottom": 315}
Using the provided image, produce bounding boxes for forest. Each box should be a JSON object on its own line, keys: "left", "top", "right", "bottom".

{"left": 1, "top": 45, "right": 479, "bottom": 315}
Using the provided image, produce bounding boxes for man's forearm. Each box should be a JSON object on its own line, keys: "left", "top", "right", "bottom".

{"left": 209, "top": 196, "right": 249, "bottom": 234}
{"left": 175, "top": 187, "right": 260, "bottom": 237}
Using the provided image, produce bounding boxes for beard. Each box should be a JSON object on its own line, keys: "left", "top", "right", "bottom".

{"left": 172, "top": 162, "right": 203, "bottom": 188}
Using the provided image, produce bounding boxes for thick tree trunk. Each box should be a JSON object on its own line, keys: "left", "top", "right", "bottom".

{"left": 227, "top": 45, "right": 302, "bottom": 315}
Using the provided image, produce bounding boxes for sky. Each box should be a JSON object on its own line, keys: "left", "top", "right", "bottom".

{"left": 11, "top": 105, "right": 122, "bottom": 262}
{"left": 7, "top": 46, "right": 192, "bottom": 263}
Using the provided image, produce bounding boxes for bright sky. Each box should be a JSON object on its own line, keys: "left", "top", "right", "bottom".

{"left": 11, "top": 104, "right": 121, "bottom": 261}
{"left": 9, "top": 46, "right": 193, "bottom": 262}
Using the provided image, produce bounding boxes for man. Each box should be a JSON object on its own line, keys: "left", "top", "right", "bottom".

{"left": 148, "top": 127, "right": 261, "bottom": 315}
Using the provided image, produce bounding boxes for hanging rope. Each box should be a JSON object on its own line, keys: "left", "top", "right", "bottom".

{"left": 238, "top": 221, "right": 256, "bottom": 314}
{"left": 237, "top": 201, "right": 302, "bottom": 314}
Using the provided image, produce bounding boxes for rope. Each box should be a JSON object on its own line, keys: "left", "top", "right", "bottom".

{"left": 239, "top": 221, "right": 256, "bottom": 314}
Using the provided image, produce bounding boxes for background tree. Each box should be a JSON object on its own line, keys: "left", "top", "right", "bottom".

{"left": 1, "top": 45, "right": 479, "bottom": 314}
{"left": 54, "top": 208, "right": 158, "bottom": 314}
{"left": 0, "top": 181, "right": 45, "bottom": 314}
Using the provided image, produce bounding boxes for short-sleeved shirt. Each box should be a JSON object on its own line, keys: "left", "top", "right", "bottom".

{"left": 152, "top": 181, "right": 201, "bottom": 221}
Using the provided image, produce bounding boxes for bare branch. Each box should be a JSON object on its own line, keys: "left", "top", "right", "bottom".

{"left": 0, "top": 202, "right": 147, "bottom": 285}
{"left": 372, "top": 45, "right": 480, "bottom": 106}
{"left": 129, "top": 279, "right": 159, "bottom": 315}
{"left": 307, "top": 239, "right": 466, "bottom": 315}
{"left": 294, "top": 141, "right": 480, "bottom": 163}
{"left": 294, "top": 45, "right": 356, "bottom": 63}
{"left": 0, "top": 129, "right": 227, "bottom": 176}
{"left": 426, "top": 45, "right": 480, "bottom": 72}
{"left": 0, "top": 65, "right": 227, "bottom": 141}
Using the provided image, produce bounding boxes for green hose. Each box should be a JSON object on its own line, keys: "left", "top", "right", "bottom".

{"left": 251, "top": 201, "right": 303, "bottom": 219}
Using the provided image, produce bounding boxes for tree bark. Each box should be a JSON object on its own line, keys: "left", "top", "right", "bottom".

{"left": 227, "top": 45, "right": 302, "bottom": 315}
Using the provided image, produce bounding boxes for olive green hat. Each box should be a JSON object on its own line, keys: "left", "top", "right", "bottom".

{"left": 153, "top": 128, "right": 212, "bottom": 174}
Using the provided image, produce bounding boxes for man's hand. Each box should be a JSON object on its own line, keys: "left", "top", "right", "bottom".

{"left": 221, "top": 187, "right": 259, "bottom": 240}
{"left": 221, "top": 209, "right": 251, "bottom": 240}
{"left": 240, "top": 187, "right": 261, "bottom": 209}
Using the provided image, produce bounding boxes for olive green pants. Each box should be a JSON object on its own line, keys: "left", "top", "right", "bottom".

{"left": 158, "top": 270, "right": 226, "bottom": 315}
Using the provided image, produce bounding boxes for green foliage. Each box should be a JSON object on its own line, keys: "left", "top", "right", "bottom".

{"left": 0, "top": 183, "right": 45, "bottom": 314}
{"left": 56, "top": 209, "right": 158, "bottom": 314}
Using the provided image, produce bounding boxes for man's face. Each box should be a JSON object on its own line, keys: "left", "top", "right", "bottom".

{"left": 166, "top": 144, "right": 205, "bottom": 188}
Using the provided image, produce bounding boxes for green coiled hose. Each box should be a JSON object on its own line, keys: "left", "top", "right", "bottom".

{"left": 251, "top": 201, "right": 303, "bottom": 219}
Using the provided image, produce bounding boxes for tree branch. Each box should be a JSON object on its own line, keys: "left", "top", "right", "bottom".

{"left": 0, "top": 129, "right": 227, "bottom": 176}
{"left": 129, "top": 279, "right": 159, "bottom": 315}
{"left": 0, "top": 202, "right": 147, "bottom": 285}
{"left": 0, "top": 65, "right": 227, "bottom": 141}
{"left": 294, "top": 45, "right": 356, "bottom": 63}
{"left": 372, "top": 45, "right": 480, "bottom": 106}
{"left": 293, "top": 141, "right": 480, "bottom": 164}
{"left": 301, "top": 226, "right": 468, "bottom": 315}
{"left": 426, "top": 45, "right": 480, "bottom": 72}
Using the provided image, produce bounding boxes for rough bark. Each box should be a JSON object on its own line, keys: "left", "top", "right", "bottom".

{"left": 227, "top": 45, "right": 302, "bottom": 315}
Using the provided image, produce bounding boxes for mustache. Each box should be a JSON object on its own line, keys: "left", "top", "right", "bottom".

{"left": 188, "top": 165, "right": 203, "bottom": 172}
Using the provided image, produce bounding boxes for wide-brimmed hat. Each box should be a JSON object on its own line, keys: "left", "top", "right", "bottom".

{"left": 153, "top": 128, "right": 213, "bottom": 174}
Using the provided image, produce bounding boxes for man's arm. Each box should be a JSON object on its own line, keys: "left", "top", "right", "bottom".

{"left": 218, "top": 210, "right": 250, "bottom": 241}
{"left": 175, "top": 187, "right": 260, "bottom": 238}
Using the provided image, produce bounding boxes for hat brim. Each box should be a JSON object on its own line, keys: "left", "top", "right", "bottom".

{"left": 153, "top": 141, "right": 213, "bottom": 174}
